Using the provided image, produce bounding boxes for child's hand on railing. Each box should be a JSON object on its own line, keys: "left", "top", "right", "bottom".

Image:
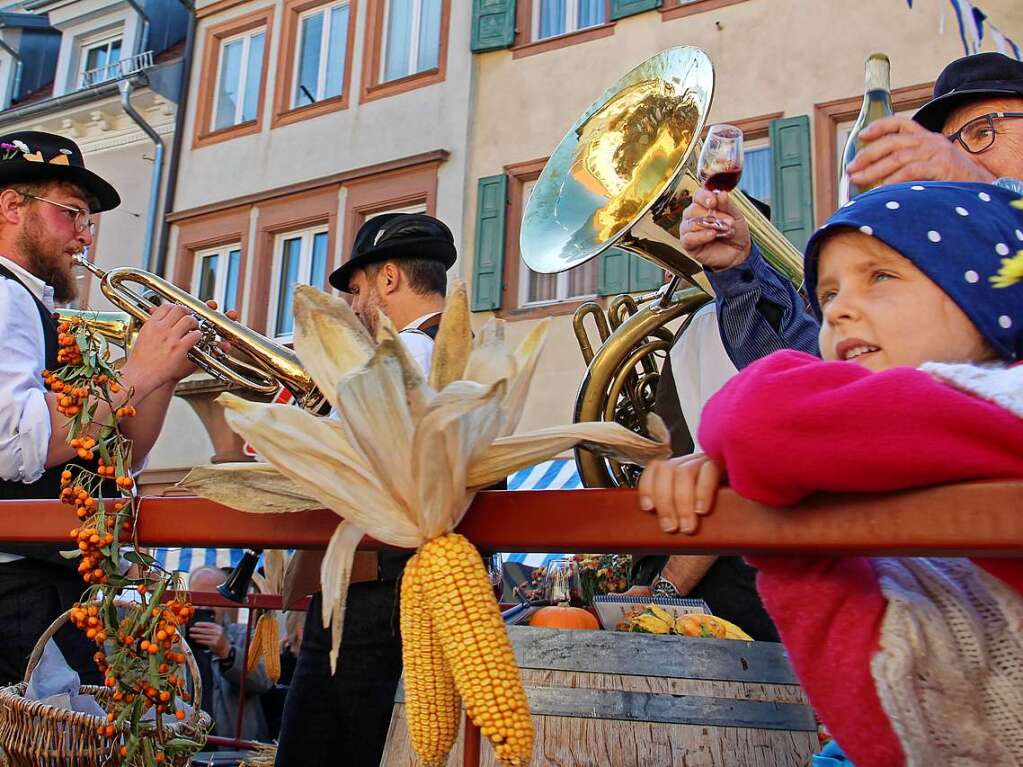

{"left": 637, "top": 454, "right": 724, "bottom": 535}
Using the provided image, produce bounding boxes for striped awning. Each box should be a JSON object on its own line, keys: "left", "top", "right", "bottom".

{"left": 152, "top": 458, "right": 581, "bottom": 575}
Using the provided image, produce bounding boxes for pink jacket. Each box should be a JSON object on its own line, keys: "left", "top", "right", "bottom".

{"left": 698, "top": 350, "right": 1023, "bottom": 767}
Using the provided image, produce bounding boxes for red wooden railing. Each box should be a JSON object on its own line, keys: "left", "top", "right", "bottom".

{"left": 4, "top": 481, "right": 1023, "bottom": 765}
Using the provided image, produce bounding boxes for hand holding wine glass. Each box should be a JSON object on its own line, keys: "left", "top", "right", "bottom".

{"left": 691, "top": 124, "right": 744, "bottom": 235}
{"left": 678, "top": 124, "right": 753, "bottom": 272}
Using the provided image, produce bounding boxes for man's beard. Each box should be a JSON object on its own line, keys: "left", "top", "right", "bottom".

{"left": 356, "top": 289, "right": 383, "bottom": 337}
{"left": 18, "top": 217, "right": 77, "bottom": 304}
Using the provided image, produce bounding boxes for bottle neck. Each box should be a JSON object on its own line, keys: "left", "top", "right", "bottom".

{"left": 864, "top": 56, "right": 891, "bottom": 93}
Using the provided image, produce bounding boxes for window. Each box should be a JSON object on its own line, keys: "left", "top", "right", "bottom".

{"left": 269, "top": 227, "right": 330, "bottom": 338}
{"left": 213, "top": 28, "right": 266, "bottom": 131}
{"left": 193, "top": 244, "right": 242, "bottom": 313}
{"left": 80, "top": 37, "right": 122, "bottom": 87}
{"left": 740, "top": 143, "right": 772, "bottom": 208}
{"left": 517, "top": 180, "right": 598, "bottom": 305}
{"left": 292, "top": 2, "right": 351, "bottom": 107}
{"left": 195, "top": 8, "right": 274, "bottom": 147}
{"left": 381, "top": 0, "right": 442, "bottom": 82}
{"left": 534, "top": 0, "right": 606, "bottom": 40}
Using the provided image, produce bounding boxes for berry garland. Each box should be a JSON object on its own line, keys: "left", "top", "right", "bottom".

{"left": 44, "top": 317, "right": 206, "bottom": 766}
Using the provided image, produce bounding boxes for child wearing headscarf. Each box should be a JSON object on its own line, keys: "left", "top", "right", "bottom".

{"left": 638, "top": 181, "right": 1023, "bottom": 766}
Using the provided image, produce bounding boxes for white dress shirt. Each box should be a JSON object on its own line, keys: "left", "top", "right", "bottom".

{"left": 669, "top": 301, "right": 738, "bottom": 452}
{"left": 0, "top": 255, "right": 54, "bottom": 485}
{"left": 399, "top": 312, "right": 441, "bottom": 375}
{"left": 0, "top": 256, "right": 55, "bottom": 563}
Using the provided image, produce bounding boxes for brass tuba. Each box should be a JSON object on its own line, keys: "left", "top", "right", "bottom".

{"left": 61, "top": 255, "right": 325, "bottom": 412}
{"left": 520, "top": 47, "right": 804, "bottom": 487}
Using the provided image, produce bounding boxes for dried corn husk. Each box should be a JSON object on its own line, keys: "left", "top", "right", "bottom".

{"left": 180, "top": 281, "right": 670, "bottom": 764}
{"left": 240, "top": 743, "right": 277, "bottom": 766}
{"left": 247, "top": 612, "right": 281, "bottom": 683}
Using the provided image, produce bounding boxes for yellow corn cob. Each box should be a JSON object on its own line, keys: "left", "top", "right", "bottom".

{"left": 247, "top": 613, "right": 282, "bottom": 683}
{"left": 418, "top": 533, "right": 534, "bottom": 766}
{"left": 400, "top": 552, "right": 461, "bottom": 766}
{"left": 247, "top": 614, "right": 265, "bottom": 674}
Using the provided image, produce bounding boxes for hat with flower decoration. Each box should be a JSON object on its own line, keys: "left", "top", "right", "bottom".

{"left": 805, "top": 182, "right": 1023, "bottom": 361}
{"left": 0, "top": 130, "right": 119, "bottom": 212}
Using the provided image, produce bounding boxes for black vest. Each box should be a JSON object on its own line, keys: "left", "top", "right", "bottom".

{"left": 0, "top": 265, "right": 89, "bottom": 565}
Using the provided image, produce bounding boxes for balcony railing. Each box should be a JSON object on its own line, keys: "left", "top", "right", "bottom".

{"left": 78, "top": 49, "right": 153, "bottom": 90}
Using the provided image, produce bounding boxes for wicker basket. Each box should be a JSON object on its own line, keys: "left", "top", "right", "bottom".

{"left": 0, "top": 606, "right": 212, "bottom": 767}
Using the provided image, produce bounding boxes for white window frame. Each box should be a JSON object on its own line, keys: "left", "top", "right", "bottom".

{"left": 532, "top": 0, "right": 605, "bottom": 41}
{"left": 738, "top": 138, "right": 772, "bottom": 207}
{"left": 517, "top": 181, "right": 598, "bottom": 307}
{"left": 211, "top": 27, "right": 265, "bottom": 131}
{"left": 79, "top": 33, "right": 123, "bottom": 87}
{"left": 192, "top": 243, "right": 242, "bottom": 311}
{"left": 268, "top": 225, "right": 331, "bottom": 340}
{"left": 291, "top": 0, "right": 350, "bottom": 108}
{"left": 379, "top": 0, "right": 439, "bottom": 82}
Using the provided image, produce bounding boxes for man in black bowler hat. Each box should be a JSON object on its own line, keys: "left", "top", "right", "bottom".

{"left": 0, "top": 131, "right": 205, "bottom": 684}
{"left": 274, "top": 212, "right": 457, "bottom": 767}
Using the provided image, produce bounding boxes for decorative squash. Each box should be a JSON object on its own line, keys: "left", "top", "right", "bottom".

{"left": 529, "top": 605, "right": 599, "bottom": 630}
{"left": 674, "top": 613, "right": 727, "bottom": 639}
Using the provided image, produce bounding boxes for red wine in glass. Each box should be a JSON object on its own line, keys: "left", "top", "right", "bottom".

{"left": 702, "top": 167, "right": 743, "bottom": 192}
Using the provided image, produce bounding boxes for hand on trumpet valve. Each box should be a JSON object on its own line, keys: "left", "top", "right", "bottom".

{"left": 121, "top": 303, "right": 204, "bottom": 388}
{"left": 679, "top": 188, "right": 753, "bottom": 272}
{"left": 204, "top": 299, "right": 236, "bottom": 357}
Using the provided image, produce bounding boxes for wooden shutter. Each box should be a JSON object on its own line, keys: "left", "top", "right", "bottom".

{"left": 597, "top": 248, "right": 631, "bottom": 296}
{"left": 471, "top": 175, "right": 508, "bottom": 311}
{"left": 471, "top": 0, "right": 517, "bottom": 52}
{"left": 769, "top": 115, "right": 814, "bottom": 252}
{"left": 629, "top": 254, "right": 663, "bottom": 291}
{"left": 610, "top": 0, "right": 661, "bottom": 21}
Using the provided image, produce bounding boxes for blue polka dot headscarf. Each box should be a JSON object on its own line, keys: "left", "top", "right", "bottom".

{"left": 805, "top": 182, "right": 1023, "bottom": 362}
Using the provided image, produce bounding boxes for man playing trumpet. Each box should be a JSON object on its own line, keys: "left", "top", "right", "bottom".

{"left": 0, "top": 131, "right": 204, "bottom": 684}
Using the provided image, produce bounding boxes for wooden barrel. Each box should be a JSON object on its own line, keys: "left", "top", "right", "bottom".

{"left": 382, "top": 626, "right": 819, "bottom": 767}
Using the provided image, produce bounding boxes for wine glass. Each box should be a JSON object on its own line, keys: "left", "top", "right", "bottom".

{"left": 691, "top": 124, "right": 744, "bottom": 234}
{"left": 544, "top": 558, "right": 582, "bottom": 606}
{"left": 485, "top": 553, "right": 505, "bottom": 602}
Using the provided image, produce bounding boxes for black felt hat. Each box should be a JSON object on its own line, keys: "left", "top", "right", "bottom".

{"left": 0, "top": 130, "right": 120, "bottom": 212}
{"left": 329, "top": 213, "right": 456, "bottom": 293}
{"left": 914, "top": 52, "right": 1023, "bottom": 132}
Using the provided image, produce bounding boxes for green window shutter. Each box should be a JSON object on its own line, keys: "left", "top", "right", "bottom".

{"left": 610, "top": 0, "right": 661, "bottom": 21}
{"left": 629, "top": 254, "right": 662, "bottom": 291}
{"left": 597, "top": 247, "right": 631, "bottom": 296}
{"left": 769, "top": 115, "right": 814, "bottom": 252}
{"left": 471, "top": 174, "right": 508, "bottom": 312}
{"left": 471, "top": 0, "right": 516, "bottom": 52}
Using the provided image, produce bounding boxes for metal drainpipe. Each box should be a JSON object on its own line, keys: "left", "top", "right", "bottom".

{"left": 153, "top": 6, "right": 195, "bottom": 278}
{"left": 0, "top": 40, "right": 22, "bottom": 111}
{"left": 119, "top": 0, "right": 156, "bottom": 269}
{"left": 120, "top": 77, "right": 163, "bottom": 271}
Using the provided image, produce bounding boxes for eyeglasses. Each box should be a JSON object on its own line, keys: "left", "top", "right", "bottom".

{"left": 20, "top": 193, "right": 95, "bottom": 235}
{"left": 945, "top": 112, "right": 1023, "bottom": 154}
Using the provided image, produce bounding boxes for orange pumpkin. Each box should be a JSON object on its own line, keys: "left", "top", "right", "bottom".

{"left": 529, "top": 605, "right": 599, "bottom": 630}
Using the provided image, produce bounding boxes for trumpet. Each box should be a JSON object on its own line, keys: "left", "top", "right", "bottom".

{"left": 64, "top": 254, "right": 326, "bottom": 412}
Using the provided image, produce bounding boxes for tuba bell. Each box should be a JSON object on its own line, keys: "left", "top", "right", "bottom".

{"left": 62, "top": 255, "right": 326, "bottom": 412}
{"left": 520, "top": 47, "right": 805, "bottom": 487}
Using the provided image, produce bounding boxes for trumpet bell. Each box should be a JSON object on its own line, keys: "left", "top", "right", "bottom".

{"left": 521, "top": 47, "right": 713, "bottom": 279}
{"left": 54, "top": 308, "right": 139, "bottom": 351}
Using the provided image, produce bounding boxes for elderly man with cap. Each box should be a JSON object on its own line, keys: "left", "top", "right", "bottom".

{"left": 0, "top": 132, "right": 205, "bottom": 684}
{"left": 682, "top": 51, "right": 1023, "bottom": 370}
{"left": 274, "top": 212, "right": 457, "bottom": 767}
